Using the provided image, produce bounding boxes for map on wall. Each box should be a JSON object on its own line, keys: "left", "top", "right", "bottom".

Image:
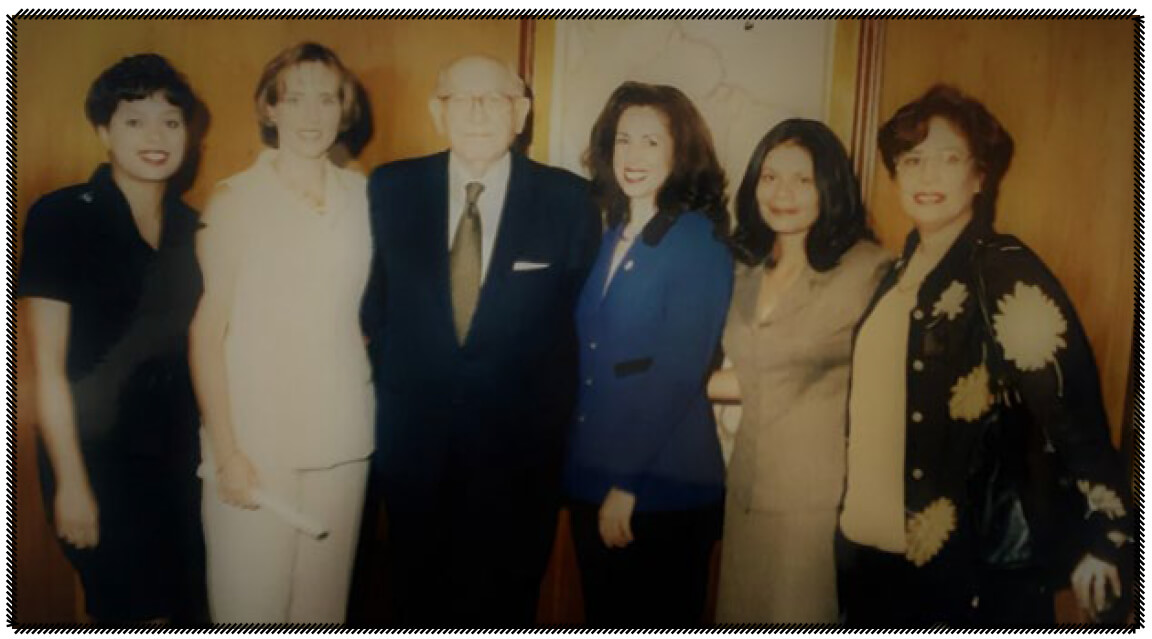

{"left": 547, "top": 19, "right": 834, "bottom": 196}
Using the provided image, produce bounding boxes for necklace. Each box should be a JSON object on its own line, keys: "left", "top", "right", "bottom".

{"left": 274, "top": 161, "right": 328, "bottom": 214}
{"left": 286, "top": 181, "right": 326, "bottom": 213}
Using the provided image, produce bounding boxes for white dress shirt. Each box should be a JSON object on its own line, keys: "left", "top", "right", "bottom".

{"left": 448, "top": 152, "right": 511, "bottom": 283}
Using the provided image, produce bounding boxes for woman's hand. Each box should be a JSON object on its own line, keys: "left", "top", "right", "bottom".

{"left": 216, "top": 449, "right": 260, "bottom": 509}
{"left": 1071, "top": 553, "right": 1122, "bottom": 620}
{"left": 706, "top": 368, "right": 741, "bottom": 403}
{"left": 598, "top": 487, "right": 636, "bottom": 549}
{"left": 55, "top": 478, "right": 99, "bottom": 549}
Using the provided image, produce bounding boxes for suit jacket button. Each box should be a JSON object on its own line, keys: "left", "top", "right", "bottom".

{"left": 912, "top": 308, "right": 925, "bottom": 321}
{"left": 912, "top": 359, "right": 924, "bottom": 372}
{"left": 911, "top": 411, "right": 924, "bottom": 423}
{"left": 912, "top": 468, "right": 924, "bottom": 480}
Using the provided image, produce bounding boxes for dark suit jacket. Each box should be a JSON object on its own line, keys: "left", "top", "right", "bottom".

{"left": 362, "top": 151, "right": 600, "bottom": 505}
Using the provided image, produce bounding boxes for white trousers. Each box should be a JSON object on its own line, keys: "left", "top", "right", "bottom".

{"left": 202, "top": 457, "right": 369, "bottom": 623}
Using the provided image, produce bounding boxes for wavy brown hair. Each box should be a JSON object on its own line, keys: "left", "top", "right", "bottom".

{"left": 583, "top": 81, "right": 728, "bottom": 239}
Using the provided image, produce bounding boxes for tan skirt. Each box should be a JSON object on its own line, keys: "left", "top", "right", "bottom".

{"left": 716, "top": 505, "right": 840, "bottom": 624}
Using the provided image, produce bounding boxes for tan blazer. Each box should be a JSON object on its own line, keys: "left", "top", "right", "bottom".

{"left": 723, "top": 241, "right": 890, "bottom": 513}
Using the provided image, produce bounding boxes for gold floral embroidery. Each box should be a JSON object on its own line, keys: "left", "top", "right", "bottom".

{"left": 933, "top": 280, "right": 968, "bottom": 320}
{"left": 993, "top": 282, "right": 1067, "bottom": 372}
{"left": 905, "top": 497, "right": 957, "bottom": 567}
{"left": 948, "top": 363, "right": 994, "bottom": 422}
{"left": 1077, "top": 480, "right": 1127, "bottom": 519}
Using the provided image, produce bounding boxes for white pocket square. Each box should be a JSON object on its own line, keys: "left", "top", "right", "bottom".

{"left": 513, "top": 261, "right": 551, "bottom": 272}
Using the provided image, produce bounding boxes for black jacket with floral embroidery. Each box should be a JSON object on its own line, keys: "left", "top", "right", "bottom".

{"left": 856, "top": 219, "right": 1131, "bottom": 583}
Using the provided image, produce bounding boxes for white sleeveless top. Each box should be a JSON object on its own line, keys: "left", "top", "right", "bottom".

{"left": 202, "top": 150, "right": 374, "bottom": 470}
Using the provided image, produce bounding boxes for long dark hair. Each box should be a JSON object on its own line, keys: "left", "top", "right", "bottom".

{"left": 584, "top": 81, "right": 728, "bottom": 239}
{"left": 877, "top": 84, "right": 1014, "bottom": 225}
{"left": 731, "top": 118, "right": 872, "bottom": 270}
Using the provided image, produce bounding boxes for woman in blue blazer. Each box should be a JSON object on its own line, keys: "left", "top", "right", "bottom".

{"left": 565, "top": 82, "right": 733, "bottom": 627}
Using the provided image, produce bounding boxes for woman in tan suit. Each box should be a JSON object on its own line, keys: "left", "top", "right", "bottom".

{"left": 710, "top": 119, "right": 888, "bottom": 623}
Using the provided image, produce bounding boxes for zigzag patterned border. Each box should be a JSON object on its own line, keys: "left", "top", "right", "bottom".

{"left": 4, "top": 9, "right": 1145, "bottom": 633}
{"left": 1131, "top": 11, "right": 1146, "bottom": 636}
{"left": 2, "top": 621, "right": 1144, "bottom": 633}
{"left": 6, "top": 10, "right": 18, "bottom": 633}
{"left": 7, "top": 8, "right": 1144, "bottom": 20}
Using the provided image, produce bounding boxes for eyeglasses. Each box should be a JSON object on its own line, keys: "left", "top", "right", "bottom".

{"left": 439, "top": 93, "right": 514, "bottom": 114}
{"left": 895, "top": 150, "right": 973, "bottom": 175}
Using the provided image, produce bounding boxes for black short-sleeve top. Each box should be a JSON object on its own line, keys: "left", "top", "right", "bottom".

{"left": 18, "top": 165, "right": 204, "bottom": 458}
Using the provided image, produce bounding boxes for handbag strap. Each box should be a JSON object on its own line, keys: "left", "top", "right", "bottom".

{"left": 968, "top": 239, "right": 1057, "bottom": 451}
{"left": 968, "top": 239, "right": 1015, "bottom": 403}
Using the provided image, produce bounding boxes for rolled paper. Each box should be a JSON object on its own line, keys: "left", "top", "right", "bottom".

{"left": 197, "top": 465, "right": 329, "bottom": 540}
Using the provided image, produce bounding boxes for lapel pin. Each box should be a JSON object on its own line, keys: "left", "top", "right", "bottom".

{"left": 624, "top": 260, "right": 634, "bottom": 271}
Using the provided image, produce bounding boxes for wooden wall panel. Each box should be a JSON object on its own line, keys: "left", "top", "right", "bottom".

{"left": 11, "top": 311, "right": 78, "bottom": 624}
{"left": 867, "top": 19, "right": 1135, "bottom": 445}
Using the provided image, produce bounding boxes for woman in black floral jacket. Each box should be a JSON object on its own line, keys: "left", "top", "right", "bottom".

{"left": 836, "top": 85, "right": 1131, "bottom": 626}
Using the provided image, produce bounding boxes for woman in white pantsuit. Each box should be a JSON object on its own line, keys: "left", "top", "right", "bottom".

{"left": 189, "top": 42, "right": 374, "bottom": 623}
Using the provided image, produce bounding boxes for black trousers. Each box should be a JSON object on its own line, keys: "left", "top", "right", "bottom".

{"left": 836, "top": 530, "right": 1054, "bottom": 628}
{"left": 569, "top": 500, "right": 721, "bottom": 628}
{"left": 373, "top": 452, "right": 561, "bottom": 627}
{"left": 39, "top": 443, "right": 208, "bottom": 625}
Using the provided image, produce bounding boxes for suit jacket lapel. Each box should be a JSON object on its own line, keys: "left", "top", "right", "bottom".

{"left": 764, "top": 269, "right": 818, "bottom": 325}
{"left": 735, "top": 262, "right": 819, "bottom": 328}
{"left": 464, "top": 152, "right": 532, "bottom": 347}
{"left": 486, "top": 152, "right": 532, "bottom": 284}
{"left": 421, "top": 152, "right": 457, "bottom": 344}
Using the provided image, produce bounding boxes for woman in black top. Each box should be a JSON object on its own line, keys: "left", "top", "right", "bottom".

{"left": 19, "top": 54, "right": 207, "bottom": 623}
{"left": 837, "top": 85, "right": 1132, "bottom": 626}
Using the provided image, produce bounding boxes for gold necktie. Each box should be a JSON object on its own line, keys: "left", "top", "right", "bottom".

{"left": 450, "top": 181, "right": 484, "bottom": 343}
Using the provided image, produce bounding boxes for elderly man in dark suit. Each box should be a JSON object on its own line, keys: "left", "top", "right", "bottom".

{"left": 360, "top": 55, "right": 600, "bottom": 625}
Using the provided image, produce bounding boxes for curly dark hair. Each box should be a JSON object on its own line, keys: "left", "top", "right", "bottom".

{"left": 730, "top": 119, "right": 873, "bottom": 270}
{"left": 877, "top": 84, "right": 1014, "bottom": 225}
{"left": 84, "top": 53, "right": 200, "bottom": 127}
{"left": 584, "top": 81, "right": 728, "bottom": 239}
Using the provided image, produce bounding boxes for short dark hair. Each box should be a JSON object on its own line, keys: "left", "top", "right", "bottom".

{"left": 85, "top": 53, "right": 199, "bottom": 127}
{"left": 584, "top": 81, "right": 728, "bottom": 237}
{"left": 730, "top": 119, "right": 873, "bottom": 270}
{"left": 254, "top": 42, "right": 361, "bottom": 148}
{"left": 877, "top": 84, "right": 1014, "bottom": 225}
